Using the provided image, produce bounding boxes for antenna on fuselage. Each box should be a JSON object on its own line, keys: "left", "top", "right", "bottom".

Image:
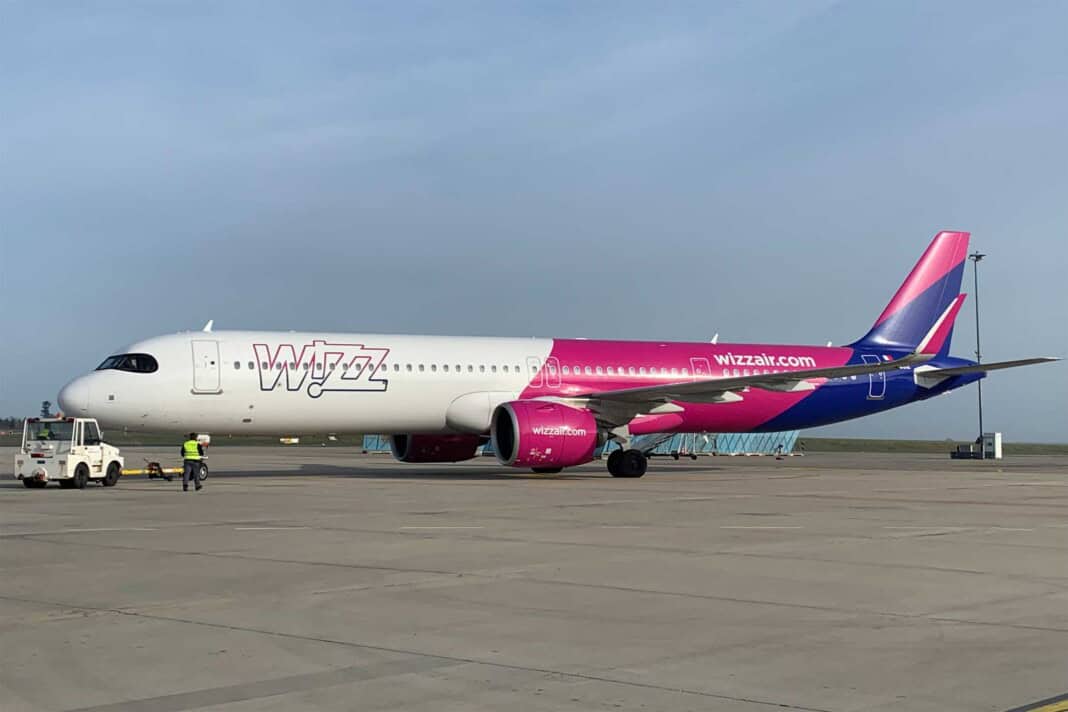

{"left": 710, "top": 333, "right": 719, "bottom": 344}
{"left": 202, "top": 320, "right": 214, "bottom": 333}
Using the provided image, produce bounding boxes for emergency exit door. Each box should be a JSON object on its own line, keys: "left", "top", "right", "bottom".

{"left": 861, "top": 354, "right": 886, "bottom": 400}
{"left": 192, "top": 340, "right": 221, "bottom": 394}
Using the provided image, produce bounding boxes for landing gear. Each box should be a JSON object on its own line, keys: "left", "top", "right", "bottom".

{"left": 607, "top": 449, "right": 647, "bottom": 478}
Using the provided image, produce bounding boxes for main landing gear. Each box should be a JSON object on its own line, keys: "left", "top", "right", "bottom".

{"left": 607, "top": 449, "right": 647, "bottom": 478}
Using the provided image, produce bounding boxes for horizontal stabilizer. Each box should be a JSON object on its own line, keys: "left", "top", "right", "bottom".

{"left": 914, "top": 357, "right": 1060, "bottom": 388}
{"left": 923, "top": 357, "right": 1060, "bottom": 377}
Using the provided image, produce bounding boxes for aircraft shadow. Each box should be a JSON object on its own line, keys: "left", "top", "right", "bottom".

{"left": 204, "top": 464, "right": 612, "bottom": 482}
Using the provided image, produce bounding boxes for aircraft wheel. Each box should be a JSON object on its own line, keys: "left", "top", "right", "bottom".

{"left": 607, "top": 450, "right": 623, "bottom": 477}
{"left": 72, "top": 464, "right": 89, "bottom": 489}
{"left": 531, "top": 467, "right": 563, "bottom": 474}
{"left": 611, "top": 449, "right": 647, "bottom": 478}
{"left": 102, "top": 462, "right": 121, "bottom": 487}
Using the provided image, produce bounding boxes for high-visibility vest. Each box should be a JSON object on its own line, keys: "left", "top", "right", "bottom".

{"left": 182, "top": 440, "right": 201, "bottom": 460}
{"left": 39, "top": 427, "right": 51, "bottom": 439}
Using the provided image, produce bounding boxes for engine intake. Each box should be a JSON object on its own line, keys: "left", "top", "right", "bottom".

{"left": 389, "top": 434, "right": 483, "bottom": 463}
{"left": 491, "top": 400, "right": 599, "bottom": 469}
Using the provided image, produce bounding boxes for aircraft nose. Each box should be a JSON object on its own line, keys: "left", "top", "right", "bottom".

{"left": 58, "top": 376, "right": 91, "bottom": 415}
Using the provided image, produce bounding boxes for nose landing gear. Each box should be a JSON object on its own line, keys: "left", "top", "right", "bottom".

{"left": 607, "top": 449, "right": 647, "bottom": 478}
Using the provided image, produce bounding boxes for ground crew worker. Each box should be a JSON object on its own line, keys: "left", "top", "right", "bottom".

{"left": 38, "top": 423, "right": 53, "bottom": 440}
{"left": 181, "top": 433, "right": 204, "bottom": 492}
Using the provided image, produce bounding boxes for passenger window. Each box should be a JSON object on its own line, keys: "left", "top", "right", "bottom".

{"left": 406, "top": 364, "right": 412, "bottom": 372}
{"left": 431, "top": 364, "right": 437, "bottom": 372}
{"left": 562, "top": 365, "right": 570, "bottom": 375}
{"left": 584, "top": 366, "right": 592, "bottom": 375}
{"left": 289, "top": 362, "right": 296, "bottom": 369}
{"left": 419, "top": 364, "right": 425, "bottom": 372}
{"left": 595, "top": 366, "right": 603, "bottom": 375}
{"left": 480, "top": 365, "right": 485, "bottom": 372}
{"left": 606, "top": 366, "right": 614, "bottom": 375}
{"left": 248, "top": 362, "right": 255, "bottom": 370}
{"left": 234, "top": 361, "right": 241, "bottom": 369}
{"left": 303, "top": 363, "right": 309, "bottom": 370}
{"left": 628, "top": 366, "right": 636, "bottom": 375}
{"left": 467, "top": 365, "right": 473, "bottom": 372}
{"left": 491, "top": 365, "right": 497, "bottom": 373}
{"left": 639, "top": 367, "right": 647, "bottom": 375}
{"left": 682, "top": 368, "right": 688, "bottom": 376}
{"left": 456, "top": 364, "right": 461, "bottom": 372}
{"left": 394, "top": 364, "right": 400, "bottom": 372}
{"left": 443, "top": 364, "right": 449, "bottom": 372}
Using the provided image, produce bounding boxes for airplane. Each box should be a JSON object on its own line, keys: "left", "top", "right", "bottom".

{"left": 57, "top": 231, "right": 1057, "bottom": 477}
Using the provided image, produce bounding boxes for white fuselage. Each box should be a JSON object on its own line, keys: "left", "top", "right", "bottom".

{"left": 59, "top": 331, "right": 552, "bottom": 435}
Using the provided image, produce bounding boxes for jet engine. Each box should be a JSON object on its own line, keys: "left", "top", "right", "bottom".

{"left": 389, "top": 434, "right": 483, "bottom": 463}
{"left": 490, "top": 400, "right": 599, "bottom": 470}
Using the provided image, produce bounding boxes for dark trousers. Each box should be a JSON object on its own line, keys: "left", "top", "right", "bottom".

{"left": 182, "top": 460, "right": 202, "bottom": 489}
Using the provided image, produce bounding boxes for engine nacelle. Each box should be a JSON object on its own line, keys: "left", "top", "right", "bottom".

{"left": 491, "top": 400, "right": 599, "bottom": 469}
{"left": 389, "top": 434, "right": 483, "bottom": 463}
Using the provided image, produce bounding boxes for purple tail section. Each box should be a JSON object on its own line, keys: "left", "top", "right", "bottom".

{"left": 853, "top": 231, "right": 970, "bottom": 352}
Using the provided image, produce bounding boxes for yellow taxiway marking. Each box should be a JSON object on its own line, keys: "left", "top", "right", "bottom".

{"left": 1028, "top": 701, "right": 1068, "bottom": 712}
{"left": 1008, "top": 693, "right": 1068, "bottom": 712}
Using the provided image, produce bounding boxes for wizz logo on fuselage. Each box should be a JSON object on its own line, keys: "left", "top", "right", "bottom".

{"left": 253, "top": 340, "right": 389, "bottom": 398}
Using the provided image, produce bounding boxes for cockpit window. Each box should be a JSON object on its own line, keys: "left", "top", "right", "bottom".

{"left": 96, "top": 353, "right": 159, "bottom": 373}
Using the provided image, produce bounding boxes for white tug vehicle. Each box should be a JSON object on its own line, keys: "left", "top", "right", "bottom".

{"left": 14, "top": 417, "right": 124, "bottom": 489}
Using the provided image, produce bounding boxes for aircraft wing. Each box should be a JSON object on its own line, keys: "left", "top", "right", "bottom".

{"left": 584, "top": 352, "right": 928, "bottom": 409}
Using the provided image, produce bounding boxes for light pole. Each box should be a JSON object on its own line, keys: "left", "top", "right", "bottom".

{"left": 969, "top": 251, "right": 986, "bottom": 442}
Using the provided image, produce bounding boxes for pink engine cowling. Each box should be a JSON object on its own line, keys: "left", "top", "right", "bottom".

{"left": 491, "top": 400, "right": 599, "bottom": 469}
{"left": 389, "top": 434, "right": 483, "bottom": 463}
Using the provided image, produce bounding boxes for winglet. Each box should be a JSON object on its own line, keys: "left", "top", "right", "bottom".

{"left": 202, "top": 320, "right": 214, "bottom": 333}
{"left": 915, "top": 294, "right": 967, "bottom": 357}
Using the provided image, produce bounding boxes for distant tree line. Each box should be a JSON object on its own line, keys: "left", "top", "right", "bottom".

{"left": 1, "top": 417, "right": 25, "bottom": 431}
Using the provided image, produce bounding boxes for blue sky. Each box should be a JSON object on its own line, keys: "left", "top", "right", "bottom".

{"left": 2, "top": 1, "right": 1065, "bottom": 441}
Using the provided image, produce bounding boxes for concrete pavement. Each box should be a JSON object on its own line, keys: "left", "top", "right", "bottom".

{"left": 1, "top": 448, "right": 1066, "bottom": 711}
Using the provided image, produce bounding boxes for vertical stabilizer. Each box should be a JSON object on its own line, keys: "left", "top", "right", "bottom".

{"left": 853, "top": 231, "right": 970, "bottom": 351}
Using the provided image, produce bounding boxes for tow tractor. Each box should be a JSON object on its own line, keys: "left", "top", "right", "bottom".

{"left": 14, "top": 417, "right": 124, "bottom": 489}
